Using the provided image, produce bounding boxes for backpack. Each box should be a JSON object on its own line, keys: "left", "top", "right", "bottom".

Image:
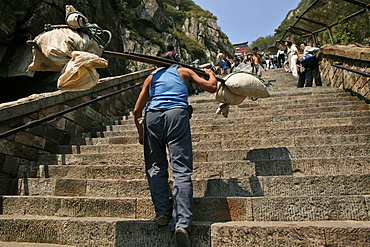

{"left": 164, "top": 51, "right": 175, "bottom": 58}
{"left": 299, "top": 53, "right": 316, "bottom": 67}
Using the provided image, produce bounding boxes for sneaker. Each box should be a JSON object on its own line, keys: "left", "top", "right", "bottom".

{"left": 174, "top": 227, "right": 190, "bottom": 247}
{"left": 154, "top": 215, "right": 170, "bottom": 226}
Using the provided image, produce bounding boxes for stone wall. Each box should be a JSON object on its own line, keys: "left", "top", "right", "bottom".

{"left": 0, "top": 69, "right": 152, "bottom": 184}
{"left": 318, "top": 45, "right": 370, "bottom": 101}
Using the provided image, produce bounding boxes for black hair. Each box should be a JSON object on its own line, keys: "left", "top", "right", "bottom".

{"left": 167, "top": 45, "right": 175, "bottom": 51}
{"left": 301, "top": 42, "right": 308, "bottom": 46}
{"left": 252, "top": 47, "right": 258, "bottom": 51}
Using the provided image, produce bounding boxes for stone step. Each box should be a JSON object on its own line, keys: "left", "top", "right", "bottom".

{"left": 188, "top": 88, "right": 349, "bottom": 102}
{"left": 192, "top": 98, "right": 366, "bottom": 113}
{"left": 194, "top": 125, "right": 370, "bottom": 144}
{"left": 17, "top": 174, "right": 370, "bottom": 198}
{"left": 210, "top": 220, "right": 370, "bottom": 246}
{"left": 85, "top": 132, "right": 370, "bottom": 149}
{"left": 2, "top": 195, "right": 369, "bottom": 222}
{"left": 188, "top": 93, "right": 356, "bottom": 107}
{"left": 0, "top": 242, "right": 74, "bottom": 247}
{"left": 112, "top": 94, "right": 367, "bottom": 124}
{"left": 40, "top": 143, "right": 370, "bottom": 167}
{"left": 0, "top": 216, "right": 368, "bottom": 247}
{"left": 191, "top": 104, "right": 370, "bottom": 119}
{"left": 201, "top": 144, "right": 370, "bottom": 162}
{"left": 107, "top": 115, "right": 370, "bottom": 134}
{"left": 105, "top": 109, "right": 370, "bottom": 130}
{"left": 73, "top": 133, "right": 370, "bottom": 156}
{"left": 0, "top": 216, "right": 211, "bottom": 247}
{"left": 34, "top": 156, "right": 370, "bottom": 180}
{"left": 94, "top": 123, "right": 370, "bottom": 146}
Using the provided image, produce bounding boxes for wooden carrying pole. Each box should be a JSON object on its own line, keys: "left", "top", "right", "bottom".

{"left": 102, "top": 50, "right": 225, "bottom": 83}
{"left": 27, "top": 39, "right": 224, "bottom": 83}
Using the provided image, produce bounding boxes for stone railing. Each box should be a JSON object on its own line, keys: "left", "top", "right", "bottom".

{"left": 0, "top": 69, "right": 152, "bottom": 183}
{"left": 318, "top": 45, "right": 370, "bottom": 101}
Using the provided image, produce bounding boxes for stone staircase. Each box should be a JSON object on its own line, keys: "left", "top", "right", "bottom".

{"left": 0, "top": 68, "right": 369, "bottom": 246}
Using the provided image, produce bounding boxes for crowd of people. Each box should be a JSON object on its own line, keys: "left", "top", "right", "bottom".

{"left": 214, "top": 42, "right": 321, "bottom": 88}
{"left": 283, "top": 41, "right": 322, "bottom": 87}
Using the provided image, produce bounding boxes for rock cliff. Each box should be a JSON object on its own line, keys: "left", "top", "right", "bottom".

{"left": 0, "top": 0, "right": 233, "bottom": 102}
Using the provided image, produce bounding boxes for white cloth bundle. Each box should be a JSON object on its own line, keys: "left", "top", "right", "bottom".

{"left": 215, "top": 72, "right": 270, "bottom": 117}
{"left": 225, "top": 72, "right": 270, "bottom": 98}
{"left": 215, "top": 81, "right": 246, "bottom": 105}
{"left": 57, "top": 51, "right": 108, "bottom": 91}
{"left": 28, "top": 28, "right": 102, "bottom": 72}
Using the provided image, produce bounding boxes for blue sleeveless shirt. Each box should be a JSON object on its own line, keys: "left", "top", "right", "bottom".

{"left": 146, "top": 64, "right": 188, "bottom": 111}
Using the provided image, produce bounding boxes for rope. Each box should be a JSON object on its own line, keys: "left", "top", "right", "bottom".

{"left": 83, "top": 24, "right": 112, "bottom": 49}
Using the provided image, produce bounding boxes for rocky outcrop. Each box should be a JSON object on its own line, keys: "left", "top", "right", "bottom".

{"left": 0, "top": 0, "right": 233, "bottom": 103}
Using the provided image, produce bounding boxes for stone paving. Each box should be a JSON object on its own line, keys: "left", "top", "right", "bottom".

{"left": 0, "top": 68, "right": 369, "bottom": 246}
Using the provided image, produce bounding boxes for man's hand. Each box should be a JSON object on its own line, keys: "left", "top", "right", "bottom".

{"left": 204, "top": 69, "right": 215, "bottom": 77}
{"left": 138, "top": 134, "right": 143, "bottom": 145}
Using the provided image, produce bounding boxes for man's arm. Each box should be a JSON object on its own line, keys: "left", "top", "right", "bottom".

{"left": 133, "top": 75, "right": 151, "bottom": 144}
{"left": 178, "top": 68, "right": 217, "bottom": 93}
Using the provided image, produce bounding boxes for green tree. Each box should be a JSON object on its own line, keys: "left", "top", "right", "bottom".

{"left": 250, "top": 35, "right": 275, "bottom": 51}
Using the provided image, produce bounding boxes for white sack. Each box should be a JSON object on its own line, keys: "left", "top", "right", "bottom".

{"left": 57, "top": 51, "right": 108, "bottom": 91}
{"left": 215, "top": 81, "right": 246, "bottom": 105}
{"left": 28, "top": 28, "right": 102, "bottom": 72}
{"left": 225, "top": 72, "right": 270, "bottom": 98}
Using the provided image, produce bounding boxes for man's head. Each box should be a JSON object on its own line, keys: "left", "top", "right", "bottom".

{"left": 252, "top": 47, "right": 258, "bottom": 54}
{"left": 285, "top": 41, "right": 292, "bottom": 47}
{"left": 300, "top": 42, "right": 308, "bottom": 50}
{"left": 167, "top": 45, "right": 175, "bottom": 51}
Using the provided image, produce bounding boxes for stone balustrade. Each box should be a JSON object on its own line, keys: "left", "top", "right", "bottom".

{"left": 0, "top": 69, "right": 152, "bottom": 180}
{"left": 318, "top": 44, "right": 370, "bottom": 101}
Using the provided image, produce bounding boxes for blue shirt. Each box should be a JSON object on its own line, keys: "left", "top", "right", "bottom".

{"left": 146, "top": 64, "right": 188, "bottom": 111}
{"left": 219, "top": 59, "right": 231, "bottom": 70}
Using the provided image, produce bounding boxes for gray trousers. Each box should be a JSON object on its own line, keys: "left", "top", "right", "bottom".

{"left": 143, "top": 108, "right": 193, "bottom": 232}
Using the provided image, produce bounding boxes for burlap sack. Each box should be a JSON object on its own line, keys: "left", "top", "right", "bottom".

{"left": 225, "top": 72, "right": 270, "bottom": 98}
{"left": 57, "top": 51, "right": 108, "bottom": 91}
{"left": 28, "top": 28, "right": 102, "bottom": 72}
{"left": 215, "top": 81, "right": 246, "bottom": 105}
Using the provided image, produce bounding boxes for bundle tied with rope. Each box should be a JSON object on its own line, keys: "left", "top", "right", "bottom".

{"left": 27, "top": 5, "right": 111, "bottom": 91}
{"left": 215, "top": 72, "right": 270, "bottom": 117}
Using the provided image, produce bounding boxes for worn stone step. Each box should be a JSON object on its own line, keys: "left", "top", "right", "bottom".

{"left": 72, "top": 133, "right": 370, "bottom": 156}
{"left": 39, "top": 165, "right": 146, "bottom": 180}
{"left": 0, "top": 217, "right": 368, "bottom": 247}
{"left": 17, "top": 174, "right": 370, "bottom": 198}
{"left": 188, "top": 88, "right": 349, "bottom": 102}
{"left": 191, "top": 104, "right": 370, "bottom": 120}
{"left": 201, "top": 144, "right": 370, "bottom": 162}
{"left": 33, "top": 156, "right": 370, "bottom": 181}
{"left": 0, "top": 216, "right": 211, "bottom": 247}
{"left": 193, "top": 99, "right": 366, "bottom": 113}
{"left": 2, "top": 195, "right": 368, "bottom": 222}
{"left": 66, "top": 136, "right": 370, "bottom": 160}
{"left": 211, "top": 220, "right": 370, "bottom": 247}
{"left": 0, "top": 242, "right": 74, "bottom": 247}
{"left": 107, "top": 116, "right": 369, "bottom": 134}
{"left": 89, "top": 123, "right": 370, "bottom": 149}
{"left": 40, "top": 143, "right": 370, "bottom": 168}
{"left": 188, "top": 92, "right": 357, "bottom": 108}
{"left": 106, "top": 109, "right": 370, "bottom": 130}
{"left": 36, "top": 152, "right": 144, "bottom": 166}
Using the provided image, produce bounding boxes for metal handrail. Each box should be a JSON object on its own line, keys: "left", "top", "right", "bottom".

{"left": 332, "top": 63, "right": 370, "bottom": 77}
{"left": 0, "top": 82, "right": 143, "bottom": 139}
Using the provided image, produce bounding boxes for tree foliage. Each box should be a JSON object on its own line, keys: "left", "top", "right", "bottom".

{"left": 250, "top": 35, "right": 275, "bottom": 51}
